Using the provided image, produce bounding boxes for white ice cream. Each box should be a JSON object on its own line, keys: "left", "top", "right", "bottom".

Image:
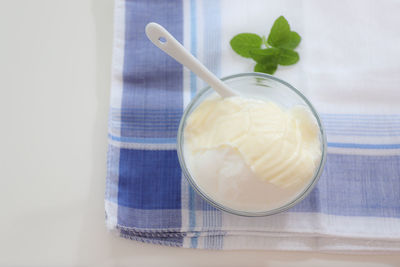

{"left": 184, "top": 95, "right": 322, "bottom": 212}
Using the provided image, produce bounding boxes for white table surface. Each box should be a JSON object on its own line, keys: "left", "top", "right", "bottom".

{"left": 0, "top": 0, "right": 399, "bottom": 266}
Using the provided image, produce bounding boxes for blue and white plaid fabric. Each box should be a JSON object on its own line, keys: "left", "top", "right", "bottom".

{"left": 105, "top": 0, "right": 400, "bottom": 252}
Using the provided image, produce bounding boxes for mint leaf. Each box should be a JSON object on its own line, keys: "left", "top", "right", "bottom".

{"left": 267, "top": 16, "right": 291, "bottom": 48}
{"left": 229, "top": 16, "right": 301, "bottom": 74}
{"left": 281, "top": 31, "right": 301, "bottom": 49}
{"left": 249, "top": 48, "right": 280, "bottom": 64}
{"left": 278, "top": 49, "right": 299, "bottom": 65}
{"left": 230, "top": 33, "right": 262, "bottom": 58}
{"left": 254, "top": 62, "right": 278, "bottom": 74}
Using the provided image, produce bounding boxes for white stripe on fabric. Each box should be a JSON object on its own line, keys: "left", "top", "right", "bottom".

{"left": 105, "top": 0, "right": 125, "bottom": 231}
{"left": 105, "top": 200, "right": 119, "bottom": 230}
{"left": 109, "top": 139, "right": 177, "bottom": 150}
{"left": 196, "top": 0, "right": 205, "bottom": 91}
{"left": 182, "top": 0, "right": 191, "bottom": 108}
{"left": 186, "top": 0, "right": 200, "bottom": 249}
{"left": 201, "top": 0, "right": 223, "bottom": 249}
{"left": 180, "top": 174, "right": 191, "bottom": 248}
{"left": 181, "top": 0, "right": 192, "bottom": 242}
{"left": 109, "top": 0, "right": 125, "bottom": 111}
{"left": 328, "top": 147, "right": 400, "bottom": 156}
{"left": 220, "top": 212, "right": 400, "bottom": 240}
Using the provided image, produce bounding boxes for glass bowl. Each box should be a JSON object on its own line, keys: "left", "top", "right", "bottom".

{"left": 177, "top": 72, "right": 327, "bottom": 217}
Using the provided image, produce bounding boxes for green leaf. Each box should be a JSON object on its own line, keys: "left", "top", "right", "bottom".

{"left": 278, "top": 49, "right": 299, "bottom": 65}
{"left": 229, "top": 16, "right": 301, "bottom": 75}
{"left": 249, "top": 48, "right": 280, "bottom": 64}
{"left": 254, "top": 62, "right": 278, "bottom": 74}
{"left": 230, "top": 33, "right": 262, "bottom": 58}
{"left": 281, "top": 31, "right": 301, "bottom": 49}
{"left": 267, "top": 16, "right": 291, "bottom": 48}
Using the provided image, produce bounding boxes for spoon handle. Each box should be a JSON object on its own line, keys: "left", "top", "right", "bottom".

{"left": 145, "top": 22, "right": 235, "bottom": 98}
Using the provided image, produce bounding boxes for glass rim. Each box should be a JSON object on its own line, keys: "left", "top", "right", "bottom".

{"left": 177, "top": 72, "right": 327, "bottom": 217}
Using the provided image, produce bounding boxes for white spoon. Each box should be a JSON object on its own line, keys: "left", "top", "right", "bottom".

{"left": 145, "top": 22, "right": 236, "bottom": 98}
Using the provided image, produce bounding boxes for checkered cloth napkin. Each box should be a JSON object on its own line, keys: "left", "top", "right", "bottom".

{"left": 105, "top": 0, "right": 400, "bottom": 252}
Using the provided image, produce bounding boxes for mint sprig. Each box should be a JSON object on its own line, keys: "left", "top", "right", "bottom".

{"left": 230, "top": 16, "right": 301, "bottom": 74}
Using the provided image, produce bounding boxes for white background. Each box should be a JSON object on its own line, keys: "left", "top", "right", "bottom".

{"left": 0, "top": 0, "right": 399, "bottom": 266}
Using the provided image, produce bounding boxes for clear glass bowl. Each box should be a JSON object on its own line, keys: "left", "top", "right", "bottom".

{"left": 177, "top": 73, "right": 327, "bottom": 217}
